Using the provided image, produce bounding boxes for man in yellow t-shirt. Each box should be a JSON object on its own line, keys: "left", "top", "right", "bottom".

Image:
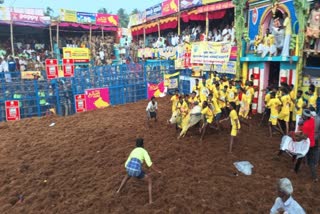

{"left": 117, "top": 138, "right": 161, "bottom": 204}
{"left": 293, "top": 90, "right": 305, "bottom": 132}
{"left": 170, "top": 89, "right": 180, "bottom": 112}
{"left": 278, "top": 88, "right": 291, "bottom": 134}
{"left": 267, "top": 92, "right": 284, "bottom": 137}
{"left": 208, "top": 93, "right": 222, "bottom": 130}
{"left": 281, "top": 12, "right": 292, "bottom": 57}
{"left": 289, "top": 85, "right": 296, "bottom": 127}
{"left": 220, "top": 102, "right": 240, "bottom": 153}
{"left": 308, "top": 88, "right": 317, "bottom": 109}
{"left": 177, "top": 95, "right": 189, "bottom": 117}
{"left": 188, "top": 91, "right": 199, "bottom": 108}
{"left": 200, "top": 101, "right": 214, "bottom": 141}
{"left": 192, "top": 79, "right": 202, "bottom": 99}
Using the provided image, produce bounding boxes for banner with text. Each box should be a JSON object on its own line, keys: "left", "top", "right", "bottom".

{"left": 96, "top": 14, "right": 119, "bottom": 26}
{"left": 85, "top": 88, "right": 110, "bottom": 111}
{"left": 191, "top": 41, "right": 231, "bottom": 64}
{"left": 10, "top": 12, "right": 50, "bottom": 25}
{"left": 148, "top": 81, "right": 165, "bottom": 99}
{"left": 202, "top": 0, "right": 223, "bottom": 5}
{"left": 180, "top": 0, "right": 202, "bottom": 10}
{"left": 60, "top": 9, "right": 77, "bottom": 22}
{"left": 63, "top": 47, "right": 90, "bottom": 63}
{"left": 162, "top": 0, "right": 179, "bottom": 16}
{"left": 77, "top": 12, "right": 96, "bottom": 24}
{"left": 128, "top": 11, "right": 146, "bottom": 27}
{"left": 203, "top": 61, "right": 236, "bottom": 75}
{"left": 146, "top": 3, "right": 162, "bottom": 21}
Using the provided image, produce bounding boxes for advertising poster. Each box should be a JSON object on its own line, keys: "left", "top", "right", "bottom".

{"left": 85, "top": 88, "right": 110, "bottom": 111}
{"left": 96, "top": 14, "right": 119, "bottom": 26}
{"left": 162, "top": 0, "right": 179, "bottom": 16}
{"left": 180, "top": 0, "right": 202, "bottom": 10}
{"left": 60, "top": 9, "right": 77, "bottom": 22}
{"left": 146, "top": 3, "right": 162, "bottom": 21}
{"left": 147, "top": 81, "right": 165, "bottom": 99}
{"left": 77, "top": 12, "right": 96, "bottom": 24}
{"left": 63, "top": 47, "right": 90, "bottom": 63}
{"left": 191, "top": 41, "right": 231, "bottom": 64}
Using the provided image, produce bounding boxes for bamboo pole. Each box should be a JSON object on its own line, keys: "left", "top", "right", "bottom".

{"left": 205, "top": 11, "right": 209, "bottom": 38}
{"left": 157, "top": 20, "right": 160, "bottom": 38}
{"left": 56, "top": 22, "right": 59, "bottom": 51}
{"left": 143, "top": 25, "right": 146, "bottom": 47}
{"left": 10, "top": 20, "right": 14, "bottom": 56}
{"left": 89, "top": 24, "right": 92, "bottom": 49}
{"left": 178, "top": 13, "right": 181, "bottom": 36}
{"left": 49, "top": 25, "right": 53, "bottom": 55}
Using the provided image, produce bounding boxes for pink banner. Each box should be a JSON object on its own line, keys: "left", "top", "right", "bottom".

{"left": 96, "top": 14, "right": 119, "bottom": 26}
{"left": 10, "top": 12, "right": 50, "bottom": 25}
{"left": 162, "top": 0, "right": 179, "bottom": 16}
{"left": 148, "top": 81, "right": 165, "bottom": 100}
{"left": 229, "top": 46, "right": 237, "bottom": 61}
{"left": 85, "top": 88, "right": 110, "bottom": 111}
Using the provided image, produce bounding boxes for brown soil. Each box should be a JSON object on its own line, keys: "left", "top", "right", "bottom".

{"left": 0, "top": 97, "right": 320, "bottom": 214}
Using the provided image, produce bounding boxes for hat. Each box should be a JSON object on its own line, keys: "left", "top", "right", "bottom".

{"left": 278, "top": 178, "right": 293, "bottom": 195}
{"left": 303, "top": 109, "right": 311, "bottom": 117}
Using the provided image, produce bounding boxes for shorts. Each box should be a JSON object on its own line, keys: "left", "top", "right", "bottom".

{"left": 149, "top": 111, "right": 157, "bottom": 118}
{"left": 269, "top": 115, "right": 278, "bottom": 126}
{"left": 126, "top": 158, "right": 145, "bottom": 179}
{"left": 215, "top": 113, "right": 222, "bottom": 121}
{"left": 278, "top": 112, "right": 289, "bottom": 122}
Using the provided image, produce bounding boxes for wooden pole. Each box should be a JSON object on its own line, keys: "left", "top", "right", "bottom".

{"left": 102, "top": 27, "right": 104, "bottom": 39}
{"left": 158, "top": 20, "right": 160, "bottom": 38}
{"left": 89, "top": 24, "right": 92, "bottom": 49}
{"left": 205, "top": 11, "right": 209, "bottom": 38}
{"left": 49, "top": 25, "right": 53, "bottom": 55}
{"left": 143, "top": 25, "right": 146, "bottom": 47}
{"left": 10, "top": 20, "right": 14, "bottom": 56}
{"left": 56, "top": 22, "right": 59, "bottom": 51}
{"left": 178, "top": 13, "right": 181, "bottom": 36}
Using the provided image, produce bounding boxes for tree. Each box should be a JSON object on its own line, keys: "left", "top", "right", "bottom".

{"left": 98, "top": 8, "right": 109, "bottom": 14}
{"left": 44, "top": 7, "right": 54, "bottom": 17}
{"left": 131, "top": 8, "right": 139, "bottom": 15}
{"left": 117, "top": 8, "right": 129, "bottom": 28}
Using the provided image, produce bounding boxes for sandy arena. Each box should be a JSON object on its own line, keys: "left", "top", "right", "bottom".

{"left": 0, "top": 97, "right": 320, "bottom": 213}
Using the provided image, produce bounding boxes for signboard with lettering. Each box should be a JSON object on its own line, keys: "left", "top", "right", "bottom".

{"left": 5, "top": 100, "right": 20, "bottom": 121}
{"left": 146, "top": 3, "right": 162, "bottom": 21}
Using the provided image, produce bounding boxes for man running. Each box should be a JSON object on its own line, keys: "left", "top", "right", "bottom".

{"left": 146, "top": 96, "right": 158, "bottom": 122}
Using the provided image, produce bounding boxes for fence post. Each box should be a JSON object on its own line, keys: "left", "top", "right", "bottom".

{"left": 34, "top": 80, "right": 41, "bottom": 117}
{"left": 55, "top": 80, "right": 61, "bottom": 116}
{"left": 143, "top": 62, "right": 148, "bottom": 100}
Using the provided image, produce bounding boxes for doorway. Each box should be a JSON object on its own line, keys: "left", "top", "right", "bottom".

{"left": 268, "top": 62, "right": 280, "bottom": 87}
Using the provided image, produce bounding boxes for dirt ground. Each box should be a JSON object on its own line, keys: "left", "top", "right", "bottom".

{"left": 0, "top": 97, "right": 320, "bottom": 214}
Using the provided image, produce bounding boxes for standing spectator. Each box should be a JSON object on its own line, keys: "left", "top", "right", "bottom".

{"left": 270, "top": 178, "right": 305, "bottom": 214}
{"left": 295, "top": 109, "right": 318, "bottom": 182}
{"left": 280, "top": 12, "right": 292, "bottom": 57}
{"left": 8, "top": 56, "right": 16, "bottom": 72}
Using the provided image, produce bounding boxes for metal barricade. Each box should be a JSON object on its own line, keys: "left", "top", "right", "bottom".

{"left": 0, "top": 61, "right": 173, "bottom": 122}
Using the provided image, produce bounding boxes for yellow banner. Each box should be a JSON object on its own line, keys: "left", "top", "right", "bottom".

{"left": 21, "top": 71, "right": 43, "bottom": 80}
{"left": 63, "top": 47, "right": 90, "bottom": 60}
{"left": 164, "top": 72, "right": 180, "bottom": 89}
{"left": 60, "top": 9, "right": 77, "bottom": 22}
{"left": 191, "top": 41, "right": 231, "bottom": 64}
{"left": 202, "top": 0, "right": 223, "bottom": 4}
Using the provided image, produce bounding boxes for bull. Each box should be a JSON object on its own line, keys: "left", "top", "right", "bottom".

{"left": 169, "top": 105, "right": 202, "bottom": 139}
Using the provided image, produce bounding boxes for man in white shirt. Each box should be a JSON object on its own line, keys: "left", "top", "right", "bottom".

{"left": 146, "top": 96, "right": 158, "bottom": 122}
{"left": 270, "top": 178, "right": 305, "bottom": 214}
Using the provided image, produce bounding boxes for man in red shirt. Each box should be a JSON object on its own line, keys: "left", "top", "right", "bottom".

{"left": 295, "top": 109, "right": 318, "bottom": 182}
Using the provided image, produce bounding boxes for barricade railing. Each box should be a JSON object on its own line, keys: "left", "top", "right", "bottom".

{"left": 0, "top": 60, "right": 174, "bottom": 122}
